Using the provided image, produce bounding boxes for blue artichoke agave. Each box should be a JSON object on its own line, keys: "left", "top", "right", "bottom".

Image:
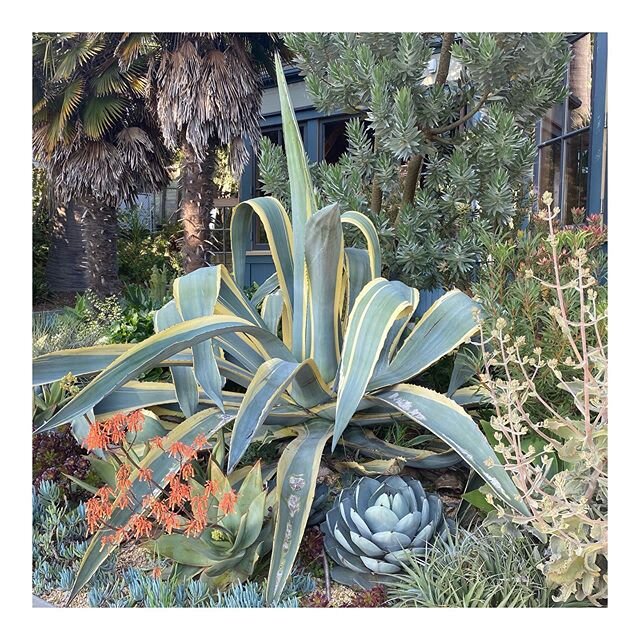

{"left": 321, "top": 476, "right": 452, "bottom": 589}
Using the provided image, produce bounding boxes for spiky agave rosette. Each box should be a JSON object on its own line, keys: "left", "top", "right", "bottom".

{"left": 321, "top": 476, "right": 453, "bottom": 589}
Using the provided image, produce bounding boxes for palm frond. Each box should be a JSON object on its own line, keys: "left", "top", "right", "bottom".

{"left": 82, "top": 95, "right": 126, "bottom": 139}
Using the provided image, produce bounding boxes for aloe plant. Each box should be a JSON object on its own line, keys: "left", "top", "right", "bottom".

{"left": 150, "top": 461, "right": 274, "bottom": 589}
{"left": 33, "top": 55, "right": 528, "bottom": 604}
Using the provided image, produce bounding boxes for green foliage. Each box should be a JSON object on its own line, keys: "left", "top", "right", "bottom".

{"left": 386, "top": 527, "right": 558, "bottom": 607}
{"left": 33, "top": 167, "right": 51, "bottom": 303}
{"left": 259, "top": 33, "right": 570, "bottom": 291}
{"left": 117, "top": 207, "right": 183, "bottom": 286}
{"left": 32, "top": 311, "right": 109, "bottom": 358}
{"left": 321, "top": 476, "right": 452, "bottom": 589}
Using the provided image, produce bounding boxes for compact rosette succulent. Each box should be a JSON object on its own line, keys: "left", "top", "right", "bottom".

{"left": 321, "top": 476, "right": 452, "bottom": 589}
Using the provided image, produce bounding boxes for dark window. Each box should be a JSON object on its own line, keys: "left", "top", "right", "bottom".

{"left": 537, "top": 34, "right": 594, "bottom": 223}
{"left": 322, "top": 118, "right": 350, "bottom": 164}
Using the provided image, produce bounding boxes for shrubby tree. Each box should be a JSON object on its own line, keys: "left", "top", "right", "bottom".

{"left": 259, "top": 33, "right": 570, "bottom": 291}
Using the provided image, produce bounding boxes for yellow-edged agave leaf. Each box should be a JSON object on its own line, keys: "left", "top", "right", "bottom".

{"left": 371, "top": 384, "right": 530, "bottom": 515}
{"left": 369, "top": 289, "right": 480, "bottom": 389}
{"left": 231, "top": 197, "right": 294, "bottom": 322}
{"left": 155, "top": 300, "right": 199, "bottom": 418}
{"left": 67, "top": 408, "right": 235, "bottom": 603}
{"left": 305, "top": 204, "right": 344, "bottom": 382}
{"left": 174, "top": 268, "right": 225, "bottom": 410}
{"left": 340, "top": 426, "right": 462, "bottom": 469}
{"left": 260, "top": 290, "right": 283, "bottom": 335}
{"left": 333, "top": 278, "right": 418, "bottom": 450}
{"left": 32, "top": 344, "right": 193, "bottom": 386}
{"left": 250, "top": 272, "right": 279, "bottom": 309}
{"left": 344, "top": 247, "right": 373, "bottom": 314}
{"left": 275, "top": 54, "right": 316, "bottom": 362}
{"left": 266, "top": 419, "right": 333, "bottom": 604}
{"left": 341, "top": 211, "right": 381, "bottom": 278}
{"left": 227, "top": 358, "right": 332, "bottom": 472}
{"left": 37, "top": 315, "right": 296, "bottom": 433}
{"left": 217, "top": 265, "right": 266, "bottom": 328}
{"left": 93, "top": 382, "right": 244, "bottom": 419}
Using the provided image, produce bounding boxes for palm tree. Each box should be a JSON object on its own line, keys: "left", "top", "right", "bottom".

{"left": 33, "top": 33, "right": 172, "bottom": 294}
{"left": 116, "top": 33, "right": 289, "bottom": 273}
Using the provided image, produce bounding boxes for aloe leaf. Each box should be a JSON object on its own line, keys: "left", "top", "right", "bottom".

{"left": 371, "top": 384, "right": 529, "bottom": 515}
{"left": 266, "top": 419, "right": 333, "bottom": 604}
{"left": 151, "top": 535, "right": 223, "bottom": 567}
{"left": 305, "top": 203, "right": 344, "bottom": 382}
{"left": 67, "top": 408, "right": 235, "bottom": 602}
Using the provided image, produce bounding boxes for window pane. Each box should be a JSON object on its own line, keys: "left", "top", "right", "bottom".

{"left": 563, "top": 130, "right": 590, "bottom": 221}
{"left": 538, "top": 140, "right": 562, "bottom": 209}
{"left": 323, "top": 119, "right": 350, "bottom": 164}
{"left": 568, "top": 34, "right": 593, "bottom": 131}
{"left": 541, "top": 102, "right": 564, "bottom": 141}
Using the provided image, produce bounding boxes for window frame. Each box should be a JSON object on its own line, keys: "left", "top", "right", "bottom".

{"left": 534, "top": 32, "right": 607, "bottom": 221}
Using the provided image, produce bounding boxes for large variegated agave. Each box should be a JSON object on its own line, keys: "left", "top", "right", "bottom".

{"left": 32, "top": 55, "right": 528, "bottom": 604}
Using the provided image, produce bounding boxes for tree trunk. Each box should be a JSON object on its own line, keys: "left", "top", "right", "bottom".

{"left": 180, "top": 142, "right": 217, "bottom": 273}
{"left": 45, "top": 202, "right": 89, "bottom": 293}
{"left": 78, "top": 195, "right": 121, "bottom": 295}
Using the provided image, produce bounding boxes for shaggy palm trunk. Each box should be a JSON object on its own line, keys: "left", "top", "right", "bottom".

{"left": 77, "top": 196, "right": 121, "bottom": 294}
{"left": 45, "top": 202, "right": 89, "bottom": 293}
{"left": 180, "top": 142, "right": 217, "bottom": 273}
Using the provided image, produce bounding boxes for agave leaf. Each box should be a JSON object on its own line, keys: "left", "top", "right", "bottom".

{"left": 67, "top": 408, "right": 235, "bottom": 602}
{"left": 173, "top": 269, "right": 225, "bottom": 410}
{"left": 333, "top": 278, "right": 417, "bottom": 450}
{"left": 305, "top": 203, "right": 344, "bottom": 382}
{"left": 260, "top": 290, "right": 283, "bottom": 335}
{"left": 275, "top": 53, "right": 316, "bottom": 362}
{"left": 231, "top": 197, "right": 294, "bottom": 328}
{"left": 227, "top": 358, "right": 332, "bottom": 472}
{"left": 217, "top": 265, "right": 267, "bottom": 328}
{"left": 155, "top": 300, "right": 199, "bottom": 418}
{"left": 266, "top": 419, "right": 333, "bottom": 604}
{"left": 341, "top": 211, "right": 381, "bottom": 278}
{"left": 340, "top": 426, "right": 462, "bottom": 469}
{"left": 250, "top": 272, "right": 280, "bottom": 309}
{"left": 37, "top": 315, "right": 294, "bottom": 433}
{"left": 369, "top": 289, "right": 480, "bottom": 389}
{"left": 371, "top": 384, "right": 529, "bottom": 515}
{"left": 344, "top": 248, "right": 373, "bottom": 315}
{"left": 32, "top": 344, "right": 193, "bottom": 386}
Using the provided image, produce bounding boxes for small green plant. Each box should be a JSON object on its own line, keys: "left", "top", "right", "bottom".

{"left": 149, "top": 461, "right": 275, "bottom": 589}
{"left": 386, "top": 527, "right": 554, "bottom": 607}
